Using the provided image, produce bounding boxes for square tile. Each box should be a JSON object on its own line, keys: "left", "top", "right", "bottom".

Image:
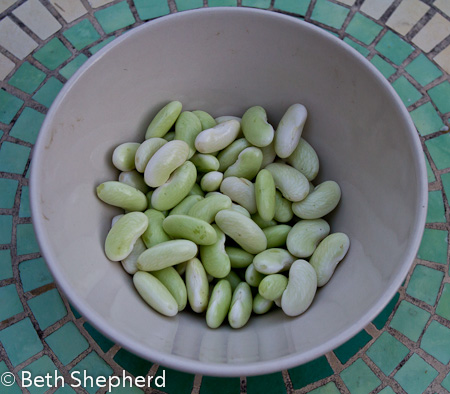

{"left": 0, "top": 142, "right": 30, "bottom": 174}
{"left": 63, "top": 20, "right": 100, "bottom": 50}
{"left": 0, "top": 284, "right": 24, "bottom": 321}
{"left": 345, "top": 12, "right": 382, "bottom": 45}
{"left": 32, "top": 77, "right": 64, "bottom": 108}
{"left": 406, "top": 264, "right": 444, "bottom": 306}
{"left": 340, "top": 358, "right": 381, "bottom": 394}
{"left": 0, "top": 17, "right": 38, "bottom": 60}
{"left": 434, "top": 0, "right": 450, "bottom": 16}
{"left": 410, "top": 102, "right": 444, "bottom": 136}
{"left": 394, "top": 353, "right": 438, "bottom": 394}
{"left": 333, "top": 329, "right": 372, "bottom": 364}
{"left": 377, "top": 388, "right": 395, "bottom": 394}
{"left": 200, "top": 376, "right": 240, "bottom": 394}
{"left": 390, "top": 300, "right": 430, "bottom": 341}
{"left": 428, "top": 81, "right": 450, "bottom": 114}
{"left": 175, "top": 0, "right": 203, "bottom": 11}
{"left": 420, "top": 320, "right": 450, "bottom": 364}
{"left": 87, "top": 0, "right": 114, "bottom": 7}
{"left": 405, "top": 54, "right": 443, "bottom": 86}
{"left": 412, "top": 14, "right": 450, "bottom": 53}
{"left": 391, "top": 76, "right": 422, "bottom": 107}
{"left": 134, "top": 0, "right": 170, "bottom": 20}
{"left": 375, "top": 30, "right": 414, "bottom": 66}
{"left": 19, "top": 257, "right": 54, "bottom": 292}
{"left": 28, "top": 289, "right": 67, "bottom": 330}
{"left": 94, "top": 1, "right": 136, "bottom": 34}
{"left": 0, "top": 249, "right": 13, "bottom": 280}
{"left": 360, "top": 0, "right": 394, "bottom": 20}
{"left": 153, "top": 367, "right": 194, "bottom": 394}
{"left": 9, "top": 107, "right": 45, "bottom": 144}
{"left": 437, "top": 283, "right": 450, "bottom": 321}
{"left": 274, "top": 0, "right": 311, "bottom": 15}
{"left": 386, "top": 0, "right": 429, "bottom": 36}
{"left": 70, "top": 352, "right": 113, "bottom": 394}
{"left": 288, "top": 355, "right": 333, "bottom": 388}
{"left": 0, "top": 361, "right": 22, "bottom": 393}
{"left": 434, "top": 45, "right": 450, "bottom": 74}
{"left": 49, "top": 0, "right": 88, "bottom": 23}
{"left": 113, "top": 348, "right": 152, "bottom": 377}
{"left": 417, "top": 228, "right": 448, "bottom": 264}
{"left": 20, "top": 355, "right": 61, "bottom": 394}
{"left": 89, "top": 36, "right": 116, "bottom": 55}
{"left": 59, "top": 54, "right": 88, "bottom": 80}
{"left": 19, "top": 186, "right": 31, "bottom": 218}
{"left": 0, "top": 52, "right": 15, "bottom": 80}
{"left": 247, "top": 372, "right": 286, "bottom": 394}
{"left": 366, "top": 332, "right": 409, "bottom": 375}
{"left": 343, "top": 37, "right": 370, "bottom": 57}
{"left": 0, "top": 89, "right": 24, "bottom": 124}
{"left": 16, "top": 223, "right": 40, "bottom": 255}
{"left": 242, "top": 0, "right": 270, "bottom": 9}
{"left": 0, "top": 318, "right": 44, "bottom": 366}
{"left": 45, "top": 322, "right": 89, "bottom": 365}
{"left": 8, "top": 62, "right": 46, "bottom": 94}
{"left": 0, "top": 215, "right": 13, "bottom": 244}
{"left": 426, "top": 190, "right": 445, "bottom": 223}
{"left": 0, "top": 178, "right": 18, "bottom": 208}
{"left": 370, "top": 55, "right": 396, "bottom": 79}
{"left": 311, "top": 0, "right": 350, "bottom": 29}
{"left": 33, "top": 38, "right": 72, "bottom": 71}
{"left": 83, "top": 322, "right": 115, "bottom": 353}
{"left": 308, "top": 382, "right": 341, "bottom": 394}
{"left": 442, "top": 370, "right": 450, "bottom": 391}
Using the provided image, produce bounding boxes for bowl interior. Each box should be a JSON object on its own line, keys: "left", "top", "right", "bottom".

{"left": 30, "top": 8, "right": 427, "bottom": 376}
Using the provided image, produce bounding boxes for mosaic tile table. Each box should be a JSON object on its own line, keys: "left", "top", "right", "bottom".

{"left": 0, "top": 0, "right": 449, "bottom": 393}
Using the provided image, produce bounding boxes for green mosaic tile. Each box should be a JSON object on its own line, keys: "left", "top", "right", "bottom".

{"left": 391, "top": 76, "right": 422, "bottom": 108}
{"left": 273, "top": 0, "right": 311, "bottom": 16}
{"left": 247, "top": 372, "right": 286, "bottom": 394}
{"left": 208, "top": 0, "right": 237, "bottom": 6}
{"left": 16, "top": 223, "right": 40, "bottom": 255}
{"left": 410, "top": 102, "right": 444, "bottom": 136}
{"left": 311, "top": 0, "right": 349, "bottom": 29}
{"left": 83, "top": 322, "right": 114, "bottom": 353}
{"left": 0, "top": 284, "right": 23, "bottom": 321}
{"left": 0, "top": 89, "right": 23, "bottom": 125}
{"left": 428, "top": 81, "right": 450, "bottom": 114}
{"left": 406, "top": 265, "right": 444, "bottom": 306}
{"left": 375, "top": 31, "right": 414, "bottom": 66}
{"left": 420, "top": 320, "right": 450, "bottom": 364}
{"left": 345, "top": 12, "right": 382, "bottom": 45}
{"left": 340, "top": 358, "right": 381, "bottom": 394}
{"left": 32, "top": 77, "right": 64, "bottom": 108}
{"left": 390, "top": 300, "right": 430, "bottom": 342}
{"left": 394, "top": 353, "right": 438, "bottom": 394}
{"left": 89, "top": 36, "right": 116, "bottom": 55}
{"left": 70, "top": 303, "right": 82, "bottom": 319}
{"left": 289, "top": 355, "right": 333, "bottom": 389}
{"left": 0, "top": 178, "right": 18, "bottom": 208}
{"left": 8, "top": 62, "right": 46, "bottom": 94}
{"left": 63, "top": 19, "right": 100, "bottom": 50}
{"left": 242, "top": 0, "right": 270, "bottom": 8}
{"left": 378, "top": 387, "right": 395, "bottom": 394}
{"left": 94, "top": 1, "right": 135, "bottom": 34}
{"left": 20, "top": 355, "right": 60, "bottom": 394}
{"left": 45, "top": 322, "right": 89, "bottom": 365}
{"left": 200, "top": 376, "right": 240, "bottom": 394}
{"left": 175, "top": 0, "right": 203, "bottom": 11}
{"left": 442, "top": 370, "right": 450, "bottom": 391}
{"left": 59, "top": 54, "right": 88, "bottom": 80}
{"left": 0, "top": 249, "right": 13, "bottom": 280}
{"left": 33, "top": 38, "right": 72, "bottom": 71}
{"left": 113, "top": 348, "right": 152, "bottom": 378}
{"left": 424, "top": 154, "right": 435, "bottom": 183}
{"left": 343, "top": 37, "right": 370, "bottom": 57}
{"left": 0, "top": 141, "right": 30, "bottom": 174}
{"left": 0, "top": 318, "right": 44, "bottom": 366}
{"left": 436, "top": 283, "right": 450, "bottom": 321}
{"left": 154, "top": 367, "right": 194, "bottom": 394}
{"left": 0, "top": 215, "right": 13, "bottom": 244}
{"left": 0, "top": 361, "right": 22, "bottom": 394}
{"left": 134, "top": 0, "right": 170, "bottom": 20}
{"left": 417, "top": 228, "right": 448, "bottom": 264}
{"left": 426, "top": 132, "right": 450, "bottom": 171}
{"left": 333, "top": 329, "right": 372, "bottom": 364}
{"left": 370, "top": 55, "right": 396, "bottom": 79}
{"left": 70, "top": 352, "right": 113, "bottom": 394}
{"left": 366, "top": 332, "right": 409, "bottom": 375}
{"left": 405, "top": 54, "right": 443, "bottom": 87}
{"left": 19, "top": 186, "right": 30, "bottom": 218}
{"left": 19, "top": 257, "right": 53, "bottom": 292}
{"left": 309, "top": 382, "right": 341, "bottom": 394}
{"left": 28, "top": 289, "right": 67, "bottom": 330}
{"left": 426, "top": 190, "right": 446, "bottom": 223}
{"left": 9, "top": 107, "right": 45, "bottom": 144}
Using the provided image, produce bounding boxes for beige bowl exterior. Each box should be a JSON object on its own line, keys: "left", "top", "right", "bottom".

{"left": 30, "top": 8, "right": 427, "bottom": 377}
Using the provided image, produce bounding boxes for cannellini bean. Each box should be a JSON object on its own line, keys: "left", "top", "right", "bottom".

{"left": 162, "top": 214, "right": 217, "bottom": 245}
{"left": 255, "top": 169, "right": 276, "bottom": 221}
{"left": 223, "top": 147, "right": 263, "bottom": 180}
{"left": 286, "top": 219, "right": 330, "bottom": 258}
{"left": 286, "top": 138, "right": 319, "bottom": 181}
{"left": 253, "top": 248, "right": 295, "bottom": 274}
{"left": 112, "top": 142, "right": 140, "bottom": 172}
{"left": 241, "top": 106, "right": 274, "bottom": 147}
{"left": 292, "top": 181, "right": 341, "bottom": 219}
{"left": 195, "top": 120, "right": 240, "bottom": 153}
{"left": 265, "top": 162, "right": 309, "bottom": 202}
{"left": 188, "top": 193, "right": 232, "bottom": 223}
{"left": 145, "top": 100, "right": 182, "bottom": 139}
{"left": 258, "top": 274, "right": 288, "bottom": 301}
{"left": 152, "top": 267, "right": 187, "bottom": 311}
{"left": 220, "top": 176, "right": 256, "bottom": 214}
{"left": 206, "top": 280, "right": 232, "bottom": 329}
{"left": 135, "top": 138, "right": 167, "bottom": 173}
{"left": 228, "top": 282, "right": 252, "bottom": 329}
{"left": 185, "top": 258, "right": 209, "bottom": 313}
{"left": 274, "top": 103, "right": 307, "bottom": 158}
{"left": 175, "top": 111, "right": 203, "bottom": 158}
{"left": 97, "top": 181, "right": 147, "bottom": 212}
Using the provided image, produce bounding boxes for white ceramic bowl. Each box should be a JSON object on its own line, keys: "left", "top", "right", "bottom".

{"left": 30, "top": 7, "right": 427, "bottom": 377}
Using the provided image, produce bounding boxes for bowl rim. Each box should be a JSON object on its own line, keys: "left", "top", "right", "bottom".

{"left": 30, "top": 6, "right": 428, "bottom": 377}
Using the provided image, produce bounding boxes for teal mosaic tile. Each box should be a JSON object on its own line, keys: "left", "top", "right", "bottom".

{"left": 436, "top": 283, "right": 450, "bottom": 321}
{"left": 308, "top": 382, "right": 341, "bottom": 394}
{"left": 8, "top": 62, "right": 46, "bottom": 94}
{"left": 9, "top": 107, "right": 45, "bottom": 144}
{"left": 175, "top": 0, "right": 203, "bottom": 11}
{"left": 375, "top": 31, "right": 414, "bottom": 66}
{"left": 83, "top": 322, "right": 114, "bottom": 353}
{"left": 19, "top": 257, "right": 53, "bottom": 292}
{"left": 109, "top": 382, "right": 144, "bottom": 394}
{"left": 378, "top": 387, "right": 395, "bottom": 394}
{"left": 425, "top": 154, "right": 435, "bottom": 182}
{"left": 391, "top": 76, "right": 422, "bottom": 107}
{"left": 59, "top": 54, "right": 88, "bottom": 80}
{"left": 63, "top": 19, "right": 100, "bottom": 50}
{"left": 273, "top": 0, "right": 311, "bottom": 16}
{"left": 94, "top": 1, "right": 135, "bottom": 34}
{"left": 16, "top": 223, "right": 40, "bottom": 255}
{"left": 19, "top": 186, "right": 30, "bottom": 218}
{"left": 113, "top": 348, "right": 152, "bottom": 378}
{"left": 20, "top": 355, "right": 60, "bottom": 394}
{"left": 406, "top": 265, "right": 444, "bottom": 306}
{"left": 200, "top": 377, "right": 240, "bottom": 394}
{"left": 0, "top": 249, "right": 13, "bottom": 280}
{"left": 394, "top": 353, "right": 438, "bottom": 394}
{"left": 426, "top": 190, "right": 446, "bottom": 223}
{"left": 289, "top": 355, "right": 333, "bottom": 389}
{"left": 417, "top": 228, "right": 448, "bottom": 264}
{"left": 0, "top": 284, "right": 23, "bottom": 321}
{"left": 70, "top": 304, "right": 82, "bottom": 319}
{"left": 32, "top": 77, "right": 64, "bottom": 108}
{"left": 89, "top": 36, "right": 116, "bottom": 55}
{"left": 410, "top": 102, "right": 444, "bottom": 136}
{"left": 340, "top": 358, "right": 381, "bottom": 394}
{"left": 247, "top": 372, "right": 286, "bottom": 394}
{"left": 345, "top": 12, "right": 382, "bottom": 45}
{"left": 0, "top": 215, "right": 13, "bottom": 244}
{"left": 33, "top": 38, "right": 72, "bottom": 71}
{"left": 442, "top": 370, "right": 450, "bottom": 391}
{"left": 134, "top": 0, "right": 170, "bottom": 20}
{"left": 390, "top": 300, "right": 430, "bottom": 342}
{"left": 0, "top": 361, "right": 22, "bottom": 394}
{"left": 370, "top": 55, "right": 396, "bottom": 79}
{"left": 0, "top": 141, "right": 30, "bottom": 174}
{"left": 426, "top": 133, "right": 450, "bottom": 172}
{"left": 154, "top": 367, "right": 195, "bottom": 394}
{"left": 242, "top": 0, "right": 270, "bottom": 9}
{"left": 428, "top": 81, "right": 450, "bottom": 114}
{"left": 208, "top": 0, "right": 237, "bottom": 6}
{"left": 343, "top": 37, "right": 370, "bottom": 57}
{"left": 311, "top": 0, "right": 349, "bottom": 29}
{"left": 0, "top": 318, "right": 44, "bottom": 366}
{"left": 333, "top": 329, "right": 372, "bottom": 364}
{"left": 0, "top": 178, "right": 18, "bottom": 208}
{"left": 405, "top": 54, "right": 443, "bottom": 86}
{"left": 45, "top": 322, "right": 89, "bottom": 365}
{"left": 70, "top": 352, "right": 113, "bottom": 394}
{"left": 420, "top": 320, "right": 450, "bottom": 364}
{"left": 366, "top": 332, "right": 409, "bottom": 375}
{"left": 28, "top": 289, "right": 67, "bottom": 330}
{"left": 0, "top": 89, "right": 23, "bottom": 125}
{"left": 54, "top": 386, "right": 77, "bottom": 394}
